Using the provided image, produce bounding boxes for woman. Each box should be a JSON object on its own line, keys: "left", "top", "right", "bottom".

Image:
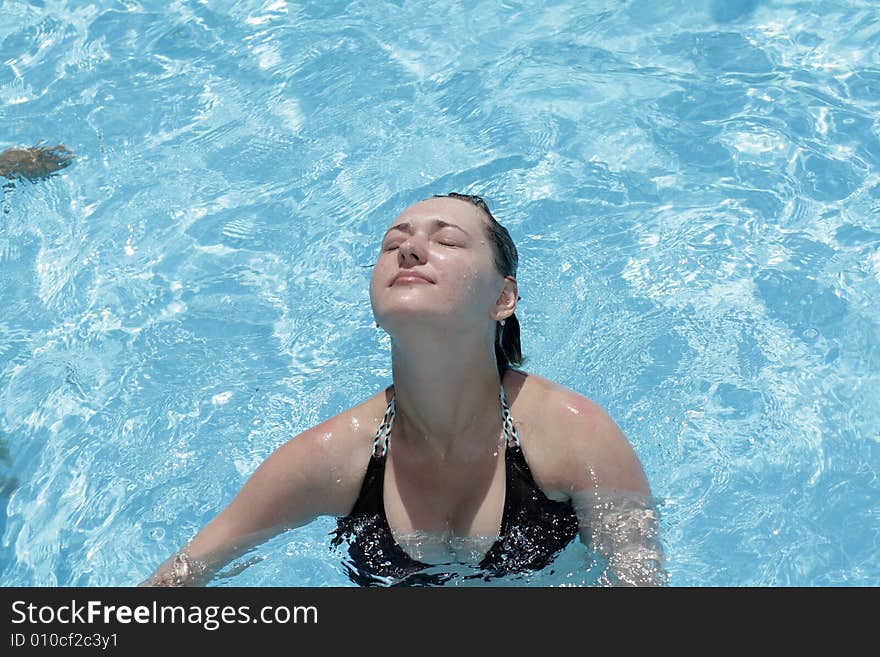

{"left": 142, "top": 193, "right": 666, "bottom": 587}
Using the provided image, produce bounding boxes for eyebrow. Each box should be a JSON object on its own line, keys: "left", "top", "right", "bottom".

{"left": 383, "top": 219, "right": 470, "bottom": 239}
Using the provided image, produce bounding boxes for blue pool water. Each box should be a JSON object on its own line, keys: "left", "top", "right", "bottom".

{"left": 1, "top": 0, "right": 878, "bottom": 586}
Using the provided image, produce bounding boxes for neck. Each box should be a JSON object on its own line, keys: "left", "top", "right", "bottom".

{"left": 388, "top": 325, "right": 505, "bottom": 458}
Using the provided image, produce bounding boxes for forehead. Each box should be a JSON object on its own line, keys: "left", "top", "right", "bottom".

{"left": 388, "top": 197, "right": 486, "bottom": 231}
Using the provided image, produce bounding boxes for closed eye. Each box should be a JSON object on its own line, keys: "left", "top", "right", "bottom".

{"left": 383, "top": 242, "right": 457, "bottom": 250}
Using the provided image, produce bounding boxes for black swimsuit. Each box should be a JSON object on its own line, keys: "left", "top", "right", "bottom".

{"left": 330, "top": 383, "right": 580, "bottom": 586}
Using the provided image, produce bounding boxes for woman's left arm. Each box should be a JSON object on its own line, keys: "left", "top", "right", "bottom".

{"left": 557, "top": 397, "right": 668, "bottom": 586}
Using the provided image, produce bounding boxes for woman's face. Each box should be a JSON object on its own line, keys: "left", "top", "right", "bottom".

{"left": 370, "top": 197, "right": 505, "bottom": 334}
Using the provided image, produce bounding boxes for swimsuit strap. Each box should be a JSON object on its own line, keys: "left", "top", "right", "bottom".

{"left": 499, "top": 383, "right": 521, "bottom": 448}
{"left": 370, "top": 383, "right": 519, "bottom": 457}
{"left": 371, "top": 392, "right": 396, "bottom": 457}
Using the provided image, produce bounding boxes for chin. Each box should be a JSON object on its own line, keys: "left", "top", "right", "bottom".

{"left": 375, "top": 310, "right": 450, "bottom": 334}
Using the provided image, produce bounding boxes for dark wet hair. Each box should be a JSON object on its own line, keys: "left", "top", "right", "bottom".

{"left": 431, "top": 192, "right": 525, "bottom": 377}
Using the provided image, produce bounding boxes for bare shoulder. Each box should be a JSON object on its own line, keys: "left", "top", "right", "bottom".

{"left": 511, "top": 371, "right": 651, "bottom": 498}
{"left": 506, "top": 369, "right": 605, "bottom": 434}
{"left": 270, "top": 387, "right": 391, "bottom": 517}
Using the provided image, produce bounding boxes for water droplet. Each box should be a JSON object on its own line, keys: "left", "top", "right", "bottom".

{"left": 802, "top": 327, "right": 819, "bottom": 340}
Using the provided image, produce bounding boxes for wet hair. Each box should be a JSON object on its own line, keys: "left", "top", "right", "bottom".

{"left": 431, "top": 192, "right": 525, "bottom": 377}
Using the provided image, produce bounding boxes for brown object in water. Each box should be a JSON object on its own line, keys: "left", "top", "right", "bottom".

{"left": 0, "top": 144, "right": 75, "bottom": 180}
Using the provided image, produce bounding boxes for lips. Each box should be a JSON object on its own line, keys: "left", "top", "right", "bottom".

{"left": 391, "top": 271, "right": 433, "bottom": 286}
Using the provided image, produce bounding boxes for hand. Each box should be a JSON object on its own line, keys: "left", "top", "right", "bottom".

{"left": 0, "top": 144, "right": 75, "bottom": 180}
{"left": 139, "top": 551, "right": 210, "bottom": 587}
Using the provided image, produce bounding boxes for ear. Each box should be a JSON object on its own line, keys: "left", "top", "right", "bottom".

{"left": 493, "top": 276, "right": 518, "bottom": 322}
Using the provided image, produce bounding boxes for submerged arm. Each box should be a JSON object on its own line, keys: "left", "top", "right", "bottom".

{"left": 560, "top": 398, "right": 668, "bottom": 586}
{"left": 140, "top": 416, "right": 355, "bottom": 587}
{"left": 138, "top": 526, "right": 278, "bottom": 587}
{"left": 573, "top": 488, "right": 668, "bottom": 587}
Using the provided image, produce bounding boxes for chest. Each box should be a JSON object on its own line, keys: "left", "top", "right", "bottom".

{"left": 381, "top": 445, "right": 508, "bottom": 563}
{"left": 360, "top": 378, "right": 574, "bottom": 564}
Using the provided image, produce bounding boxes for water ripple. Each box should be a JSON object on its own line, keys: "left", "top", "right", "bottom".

{"left": 1, "top": 0, "right": 878, "bottom": 587}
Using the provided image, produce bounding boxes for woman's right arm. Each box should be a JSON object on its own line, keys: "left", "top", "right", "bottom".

{"left": 140, "top": 411, "right": 363, "bottom": 587}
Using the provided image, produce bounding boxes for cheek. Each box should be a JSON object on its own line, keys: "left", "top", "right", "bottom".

{"left": 459, "top": 270, "right": 480, "bottom": 291}
{"left": 456, "top": 267, "right": 497, "bottom": 305}
{"left": 368, "top": 264, "right": 385, "bottom": 298}
{"left": 371, "top": 255, "right": 393, "bottom": 280}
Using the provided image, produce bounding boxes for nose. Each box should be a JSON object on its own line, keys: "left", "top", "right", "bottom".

{"left": 398, "top": 234, "right": 424, "bottom": 264}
